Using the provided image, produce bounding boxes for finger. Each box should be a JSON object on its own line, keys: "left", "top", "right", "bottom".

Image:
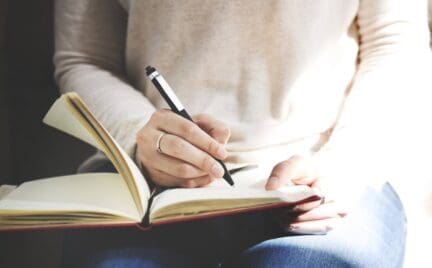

{"left": 136, "top": 126, "right": 224, "bottom": 180}
{"left": 140, "top": 152, "right": 207, "bottom": 179}
{"left": 193, "top": 114, "right": 231, "bottom": 145}
{"left": 147, "top": 168, "right": 186, "bottom": 187}
{"left": 291, "top": 176, "right": 317, "bottom": 186}
{"left": 277, "top": 200, "right": 324, "bottom": 222}
{"left": 266, "top": 156, "right": 317, "bottom": 190}
{"left": 289, "top": 155, "right": 319, "bottom": 185}
{"left": 148, "top": 168, "right": 214, "bottom": 188}
{"left": 310, "top": 179, "right": 341, "bottom": 204}
{"left": 265, "top": 161, "right": 293, "bottom": 190}
{"left": 283, "top": 217, "right": 342, "bottom": 235}
{"left": 159, "top": 133, "right": 225, "bottom": 178}
{"left": 151, "top": 110, "right": 227, "bottom": 160}
{"left": 136, "top": 128, "right": 206, "bottom": 178}
{"left": 180, "top": 175, "right": 215, "bottom": 188}
{"left": 295, "top": 202, "right": 347, "bottom": 222}
{"left": 291, "top": 199, "right": 322, "bottom": 212}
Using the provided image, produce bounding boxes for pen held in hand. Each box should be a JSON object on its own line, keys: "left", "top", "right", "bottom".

{"left": 145, "top": 66, "right": 235, "bottom": 186}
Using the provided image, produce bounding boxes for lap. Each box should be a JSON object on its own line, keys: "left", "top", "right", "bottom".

{"left": 230, "top": 183, "right": 407, "bottom": 268}
{"left": 62, "top": 209, "right": 280, "bottom": 267}
{"left": 62, "top": 167, "right": 406, "bottom": 268}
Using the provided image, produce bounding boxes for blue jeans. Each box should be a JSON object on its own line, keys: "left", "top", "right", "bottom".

{"left": 63, "top": 164, "right": 406, "bottom": 267}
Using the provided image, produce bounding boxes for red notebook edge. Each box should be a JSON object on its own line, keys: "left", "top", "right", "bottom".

{"left": 0, "top": 194, "right": 321, "bottom": 233}
{"left": 150, "top": 195, "right": 321, "bottom": 226}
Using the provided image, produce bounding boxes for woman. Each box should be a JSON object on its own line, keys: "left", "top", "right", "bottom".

{"left": 55, "top": 0, "right": 430, "bottom": 267}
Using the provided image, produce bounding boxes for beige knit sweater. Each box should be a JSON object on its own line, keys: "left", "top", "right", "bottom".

{"left": 54, "top": 0, "right": 431, "bottom": 179}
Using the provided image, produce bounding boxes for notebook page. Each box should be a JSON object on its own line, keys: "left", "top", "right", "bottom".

{"left": 0, "top": 173, "right": 141, "bottom": 222}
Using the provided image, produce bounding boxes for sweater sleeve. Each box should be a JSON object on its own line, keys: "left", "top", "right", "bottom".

{"left": 314, "top": 0, "right": 431, "bottom": 181}
{"left": 54, "top": 0, "right": 155, "bottom": 157}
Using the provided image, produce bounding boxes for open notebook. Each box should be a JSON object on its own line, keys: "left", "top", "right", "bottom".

{"left": 0, "top": 93, "right": 321, "bottom": 231}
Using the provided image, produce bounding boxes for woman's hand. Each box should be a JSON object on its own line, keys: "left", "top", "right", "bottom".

{"left": 136, "top": 110, "right": 230, "bottom": 188}
{"left": 266, "top": 154, "right": 347, "bottom": 234}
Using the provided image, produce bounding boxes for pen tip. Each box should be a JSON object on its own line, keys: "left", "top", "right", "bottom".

{"left": 146, "top": 66, "right": 156, "bottom": 75}
{"left": 224, "top": 174, "right": 235, "bottom": 186}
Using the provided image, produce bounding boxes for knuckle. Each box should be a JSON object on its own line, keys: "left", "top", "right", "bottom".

{"left": 152, "top": 109, "right": 168, "bottom": 121}
{"left": 181, "top": 123, "right": 197, "bottom": 138}
{"left": 210, "top": 126, "right": 230, "bottom": 144}
{"left": 165, "top": 137, "right": 185, "bottom": 155}
{"left": 150, "top": 110, "right": 161, "bottom": 121}
{"left": 136, "top": 128, "right": 149, "bottom": 145}
{"left": 274, "top": 161, "right": 288, "bottom": 173}
{"left": 197, "top": 177, "right": 212, "bottom": 187}
{"left": 171, "top": 139, "right": 186, "bottom": 155}
{"left": 149, "top": 112, "right": 157, "bottom": 122}
{"left": 221, "top": 126, "right": 231, "bottom": 138}
{"left": 201, "top": 156, "right": 215, "bottom": 171}
{"left": 271, "top": 161, "right": 291, "bottom": 179}
{"left": 176, "top": 164, "right": 192, "bottom": 178}
{"left": 270, "top": 171, "right": 282, "bottom": 180}
{"left": 207, "top": 141, "right": 219, "bottom": 155}
{"left": 192, "top": 113, "right": 206, "bottom": 122}
{"left": 181, "top": 180, "right": 196, "bottom": 188}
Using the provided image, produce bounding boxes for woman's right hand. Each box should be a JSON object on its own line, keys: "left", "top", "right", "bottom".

{"left": 136, "top": 109, "right": 231, "bottom": 188}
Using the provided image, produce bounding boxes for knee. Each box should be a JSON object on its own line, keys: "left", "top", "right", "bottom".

{"left": 231, "top": 239, "right": 359, "bottom": 268}
{"left": 231, "top": 234, "right": 404, "bottom": 268}
{"left": 231, "top": 184, "right": 407, "bottom": 268}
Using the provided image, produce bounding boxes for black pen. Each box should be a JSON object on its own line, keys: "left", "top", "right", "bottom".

{"left": 145, "top": 66, "right": 235, "bottom": 186}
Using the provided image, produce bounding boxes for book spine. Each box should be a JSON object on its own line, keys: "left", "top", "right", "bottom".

{"left": 141, "top": 187, "right": 167, "bottom": 227}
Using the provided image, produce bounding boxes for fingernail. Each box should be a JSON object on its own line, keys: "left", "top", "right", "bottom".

{"left": 216, "top": 146, "right": 227, "bottom": 159}
{"left": 285, "top": 180, "right": 295, "bottom": 186}
{"left": 286, "top": 225, "right": 328, "bottom": 235}
{"left": 325, "top": 225, "right": 333, "bottom": 232}
{"left": 291, "top": 177, "right": 307, "bottom": 184}
{"left": 266, "top": 176, "right": 279, "bottom": 190}
{"left": 338, "top": 212, "right": 348, "bottom": 218}
{"left": 211, "top": 163, "right": 225, "bottom": 177}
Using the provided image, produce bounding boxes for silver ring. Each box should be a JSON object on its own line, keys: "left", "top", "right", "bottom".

{"left": 156, "top": 131, "right": 166, "bottom": 153}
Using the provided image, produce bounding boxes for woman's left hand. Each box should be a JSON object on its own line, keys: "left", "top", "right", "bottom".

{"left": 265, "top": 154, "right": 348, "bottom": 234}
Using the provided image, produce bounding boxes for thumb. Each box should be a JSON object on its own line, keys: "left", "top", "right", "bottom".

{"left": 266, "top": 155, "right": 318, "bottom": 190}
{"left": 265, "top": 160, "right": 296, "bottom": 190}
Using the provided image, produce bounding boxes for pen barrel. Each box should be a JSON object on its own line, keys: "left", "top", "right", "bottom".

{"left": 146, "top": 66, "right": 235, "bottom": 186}
{"left": 152, "top": 80, "right": 178, "bottom": 111}
{"left": 177, "top": 109, "right": 193, "bottom": 121}
{"left": 178, "top": 109, "right": 234, "bottom": 185}
{"left": 177, "top": 109, "right": 234, "bottom": 185}
{"left": 218, "top": 159, "right": 235, "bottom": 185}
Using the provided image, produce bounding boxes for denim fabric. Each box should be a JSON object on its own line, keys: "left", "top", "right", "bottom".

{"left": 63, "top": 163, "right": 406, "bottom": 268}
{"left": 229, "top": 183, "right": 406, "bottom": 268}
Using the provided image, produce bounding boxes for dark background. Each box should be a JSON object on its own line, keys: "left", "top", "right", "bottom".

{"left": 1, "top": 1, "right": 93, "bottom": 267}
